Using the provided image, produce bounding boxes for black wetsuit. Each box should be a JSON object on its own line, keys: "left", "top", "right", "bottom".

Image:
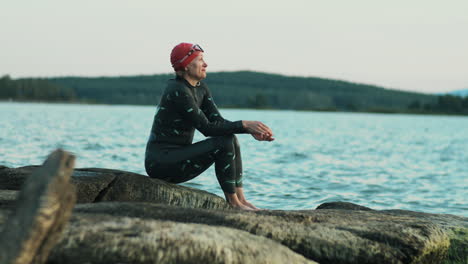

{"left": 145, "top": 76, "right": 246, "bottom": 193}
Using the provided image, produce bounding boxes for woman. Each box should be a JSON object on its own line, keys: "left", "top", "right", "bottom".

{"left": 145, "top": 43, "right": 274, "bottom": 210}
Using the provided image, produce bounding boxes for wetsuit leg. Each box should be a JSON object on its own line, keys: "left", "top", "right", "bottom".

{"left": 233, "top": 135, "right": 243, "bottom": 188}
{"left": 146, "top": 135, "right": 240, "bottom": 193}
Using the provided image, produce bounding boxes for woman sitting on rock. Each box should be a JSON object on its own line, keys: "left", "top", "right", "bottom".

{"left": 145, "top": 43, "right": 274, "bottom": 210}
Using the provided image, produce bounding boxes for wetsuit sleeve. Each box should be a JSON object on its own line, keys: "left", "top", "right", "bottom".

{"left": 171, "top": 88, "right": 246, "bottom": 137}
{"left": 201, "top": 87, "right": 229, "bottom": 123}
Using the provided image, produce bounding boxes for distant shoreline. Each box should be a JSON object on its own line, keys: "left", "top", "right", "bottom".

{"left": 2, "top": 99, "right": 467, "bottom": 117}
{"left": 3, "top": 71, "right": 467, "bottom": 116}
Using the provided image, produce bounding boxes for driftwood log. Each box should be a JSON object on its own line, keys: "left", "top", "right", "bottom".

{"left": 0, "top": 149, "right": 76, "bottom": 264}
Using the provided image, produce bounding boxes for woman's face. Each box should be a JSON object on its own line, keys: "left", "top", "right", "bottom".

{"left": 186, "top": 53, "right": 208, "bottom": 81}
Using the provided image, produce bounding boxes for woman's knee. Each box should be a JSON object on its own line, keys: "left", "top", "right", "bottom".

{"left": 145, "top": 160, "right": 154, "bottom": 177}
{"left": 232, "top": 134, "right": 240, "bottom": 149}
{"left": 213, "top": 135, "right": 235, "bottom": 151}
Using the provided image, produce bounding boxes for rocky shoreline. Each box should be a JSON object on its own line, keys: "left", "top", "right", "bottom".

{"left": 1, "top": 163, "right": 466, "bottom": 263}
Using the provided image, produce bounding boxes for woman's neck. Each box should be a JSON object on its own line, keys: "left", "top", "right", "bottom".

{"left": 182, "top": 74, "right": 199, "bottom": 87}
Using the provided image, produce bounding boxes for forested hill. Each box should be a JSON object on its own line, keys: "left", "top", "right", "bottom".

{"left": 1, "top": 71, "right": 467, "bottom": 114}
{"left": 49, "top": 71, "right": 436, "bottom": 111}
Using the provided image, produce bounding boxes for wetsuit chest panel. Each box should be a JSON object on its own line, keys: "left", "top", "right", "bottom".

{"left": 147, "top": 80, "right": 206, "bottom": 146}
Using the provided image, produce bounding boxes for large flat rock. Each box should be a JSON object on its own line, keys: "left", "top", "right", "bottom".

{"left": 47, "top": 213, "right": 315, "bottom": 264}
{"left": 73, "top": 202, "right": 466, "bottom": 264}
{"left": 2, "top": 165, "right": 466, "bottom": 263}
{"left": 0, "top": 189, "right": 17, "bottom": 209}
{"left": 0, "top": 166, "right": 229, "bottom": 210}
{"left": 1, "top": 198, "right": 466, "bottom": 263}
{"left": 317, "top": 201, "right": 468, "bottom": 263}
{"left": 0, "top": 165, "right": 34, "bottom": 191}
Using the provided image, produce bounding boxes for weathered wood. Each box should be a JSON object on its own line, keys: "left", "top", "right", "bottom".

{"left": 0, "top": 149, "right": 76, "bottom": 264}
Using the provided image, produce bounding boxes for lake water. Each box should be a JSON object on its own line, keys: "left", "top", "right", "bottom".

{"left": 0, "top": 102, "right": 466, "bottom": 216}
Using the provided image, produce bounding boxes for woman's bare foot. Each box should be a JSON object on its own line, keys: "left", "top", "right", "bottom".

{"left": 234, "top": 187, "right": 261, "bottom": 211}
{"left": 240, "top": 200, "right": 261, "bottom": 210}
{"left": 231, "top": 203, "right": 255, "bottom": 210}
{"left": 224, "top": 192, "right": 255, "bottom": 211}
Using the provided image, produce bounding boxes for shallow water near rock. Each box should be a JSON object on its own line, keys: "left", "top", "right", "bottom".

{"left": 1, "top": 102, "right": 467, "bottom": 216}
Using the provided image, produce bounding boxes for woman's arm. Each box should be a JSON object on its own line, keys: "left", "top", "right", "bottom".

{"left": 200, "top": 86, "right": 274, "bottom": 140}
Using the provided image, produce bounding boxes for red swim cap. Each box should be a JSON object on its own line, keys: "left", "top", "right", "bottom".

{"left": 170, "top": 43, "right": 204, "bottom": 71}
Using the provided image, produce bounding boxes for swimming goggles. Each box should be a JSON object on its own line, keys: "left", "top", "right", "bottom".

{"left": 175, "top": 44, "right": 204, "bottom": 65}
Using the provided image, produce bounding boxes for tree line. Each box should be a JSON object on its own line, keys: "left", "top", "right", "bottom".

{"left": 1, "top": 72, "right": 467, "bottom": 115}
{"left": 0, "top": 75, "right": 77, "bottom": 102}
{"left": 408, "top": 95, "right": 468, "bottom": 115}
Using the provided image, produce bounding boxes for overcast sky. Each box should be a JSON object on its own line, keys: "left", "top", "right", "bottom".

{"left": 2, "top": 0, "right": 467, "bottom": 93}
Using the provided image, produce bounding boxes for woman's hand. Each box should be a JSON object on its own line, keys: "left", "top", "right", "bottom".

{"left": 242, "top": 120, "right": 272, "bottom": 135}
{"left": 243, "top": 121, "right": 274, "bottom": 141}
{"left": 251, "top": 133, "right": 275, "bottom": 141}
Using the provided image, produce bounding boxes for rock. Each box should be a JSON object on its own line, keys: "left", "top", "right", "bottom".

{"left": 0, "top": 208, "right": 9, "bottom": 224}
{"left": 47, "top": 213, "right": 315, "bottom": 264}
{"left": 319, "top": 202, "right": 468, "bottom": 264}
{"left": 0, "top": 165, "right": 38, "bottom": 190}
{"left": 380, "top": 209, "right": 468, "bottom": 264}
{"left": 1, "top": 163, "right": 466, "bottom": 263}
{"left": 0, "top": 189, "right": 18, "bottom": 209}
{"left": 380, "top": 209, "right": 468, "bottom": 231}
{"left": 69, "top": 168, "right": 116, "bottom": 203}
{"left": 0, "top": 149, "right": 76, "bottom": 264}
{"left": 79, "top": 168, "right": 230, "bottom": 210}
{"left": 316, "top": 201, "right": 372, "bottom": 211}
{"left": 73, "top": 202, "right": 458, "bottom": 264}
{"left": 0, "top": 167, "right": 230, "bottom": 210}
